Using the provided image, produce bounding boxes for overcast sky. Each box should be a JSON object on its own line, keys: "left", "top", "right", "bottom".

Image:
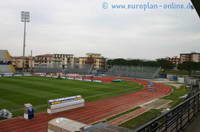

{"left": 0, "top": 0, "right": 199, "bottom": 60}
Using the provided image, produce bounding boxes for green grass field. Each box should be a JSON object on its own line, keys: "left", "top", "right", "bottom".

{"left": 0, "top": 76, "right": 143, "bottom": 117}
{"left": 163, "top": 85, "right": 190, "bottom": 108}
{"left": 120, "top": 109, "right": 161, "bottom": 129}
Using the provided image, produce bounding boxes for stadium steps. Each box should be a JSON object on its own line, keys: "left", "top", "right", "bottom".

{"left": 34, "top": 64, "right": 92, "bottom": 74}
{"left": 0, "top": 50, "right": 15, "bottom": 73}
{"left": 0, "top": 50, "right": 5, "bottom": 61}
{"left": 0, "top": 50, "right": 12, "bottom": 61}
{"left": 4, "top": 51, "right": 12, "bottom": 61}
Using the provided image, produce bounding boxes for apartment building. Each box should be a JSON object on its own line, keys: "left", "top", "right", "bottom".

{"left": 34, "top": 54, "right": 53, "bottom": 68}
{"left": 180, "top": 53, "right": 191, "bottom": 63}
{"left": 12, "top": 56, "right": 34, "bottom": 71}
{"left": 190, "top": 53, "right": 200, "bottom": 62}
{"left": 34, "top": 54, "right": 74, "bottom": 68}
{"left": 52, "top": 54, "right": 74, "bottom": 68}
{"left": 12, "top": 53, "right": 106, "bottom": 72}
{"left": 166, "top": 52, "right": 200, "bottom": 65}
{"left": 165, "top": 56, "right": 180, "bottom": 65}
{"left": 78, "top": 53, "right": 106, "bottom": 70}
{"left": 180, "top": 52, "right": 200, "bottom": 63}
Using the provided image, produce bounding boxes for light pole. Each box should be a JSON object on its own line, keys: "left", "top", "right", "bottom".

{"left": 31, "top": 50, "right": 33, "bottom": 73}
{"left": 21, "top": 11, "right": 30, "bottom": 73}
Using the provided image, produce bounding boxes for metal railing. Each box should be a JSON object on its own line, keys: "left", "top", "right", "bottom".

{"left": 133, "top": 90, "right": 200, "bottom": 132}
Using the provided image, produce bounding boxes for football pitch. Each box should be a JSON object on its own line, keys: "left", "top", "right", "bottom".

{"left": 0, "top": 76, "right": 143, "bottom": 117}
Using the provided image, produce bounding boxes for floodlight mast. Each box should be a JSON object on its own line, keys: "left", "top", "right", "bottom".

{"left": 21, "top": 11, "right": 30, "bottom": 73}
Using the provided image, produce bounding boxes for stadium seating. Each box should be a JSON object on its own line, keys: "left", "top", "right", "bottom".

{"left": 64, "top": 64, "right": 92, "bottom": 74}
{"left": 0, "top": 65, "right": 15, "bottom": 73}
{"left": 34, "top": 63, "right": 92, "bottom": 75}
{"left": 0, "top": 50, "right": 12, "bottom": 61}
{"left": 106, "top": 66, "right": 161, "bottom": 79}
{"left": 0, "top": 50, "right": 15, "bottom": 73}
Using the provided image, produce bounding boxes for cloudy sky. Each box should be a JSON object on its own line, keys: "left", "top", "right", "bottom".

{"left": 0, "top": 0, "right": 199, "bottom": 59}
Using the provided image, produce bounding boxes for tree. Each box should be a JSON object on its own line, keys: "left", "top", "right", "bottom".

{"left": 107, "top": 58, "right": 176, "bottom": 69}
{"left": 107, "top": 58, "right": 160, "bottom": 67}
{"left": 178, "top": 61, "right": 200, "bottom": 75}
{"left": 156, "top": 59, "right": 175, "bottom": 71}
{"left": 107, "top": 58, "right": 128, "bottom": 66}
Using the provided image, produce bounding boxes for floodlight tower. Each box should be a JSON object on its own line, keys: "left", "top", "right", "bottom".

{"left": 21, "top": 11, "right": 30, "bottom": 73}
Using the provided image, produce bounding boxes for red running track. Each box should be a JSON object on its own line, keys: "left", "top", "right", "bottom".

{"left": 0, "top": 77, "right": 172, "bottom": 132}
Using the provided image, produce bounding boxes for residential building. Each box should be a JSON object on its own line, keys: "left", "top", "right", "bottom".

{"left": 78, "top": 53, "right": 106, "bottom": 70}
{"left": 180, "top": 52, "right": 200, "bottom": 63}
{"left": 34, "top": 54, "right": 53, "bottom": 68}
{"left": 86, "top": 53, "right": 102, "bottom": 58}
{"left": 34, "top": 54, "right": 74, "bottom": 68}
{"left": 52, "top": 54, "right": 74, "bottom": 68}
{"left": 165, "top": 56, "right": 180, "bottom": 65}
{"left": 12, "top": 56, "right": 34, "bottom": 71}
{"left": 12, "top": 53, "right": 106, "bottom": 72}
{"left": 180, "top": 53, "right": 191, "bottom": 63}
{"left": 78, "top": 57, "right": 87, "bottom": 65}
{"left": 191, "top": 53, "right": 200, "bottom": 62}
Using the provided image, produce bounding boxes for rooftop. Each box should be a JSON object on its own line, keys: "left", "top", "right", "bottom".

{"left": 35, "top": 54, "right": 53, "bottom": 57}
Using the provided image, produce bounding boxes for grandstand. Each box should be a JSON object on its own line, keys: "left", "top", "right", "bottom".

{"left": 64, "top": 64, "right": 93, "bottom": 74}
{"left": 34, "top": 63, "right": 92, "bottom": 74}
{"left": 33, "top": 64, "right": 62, "bottom": 73}
{"left": 0, "top": 50, "right": 15, "bottom": 73}
{"left": 106, "top": 65, "right": 161, "bottom": 79}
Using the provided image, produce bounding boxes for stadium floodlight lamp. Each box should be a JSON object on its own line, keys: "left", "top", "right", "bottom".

{"left": 21, "top": 11, "right": 30, "bottom": 22}
{"left": 21, "top": 11, "right": 30, "bottom": 73}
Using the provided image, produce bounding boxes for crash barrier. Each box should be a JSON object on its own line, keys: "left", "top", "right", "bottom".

{"left": 47, "top": 95, "right": 85, "bottom": 114}
{"left": 133, "top": 91, "right": 200, "bottom": 132}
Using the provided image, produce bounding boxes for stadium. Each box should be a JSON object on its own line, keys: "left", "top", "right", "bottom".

{"left": 0, "top": 1, "right": 200, "bottom": 131}
{"left": 1, "top": 49, "right": 198, "bottom": 132}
